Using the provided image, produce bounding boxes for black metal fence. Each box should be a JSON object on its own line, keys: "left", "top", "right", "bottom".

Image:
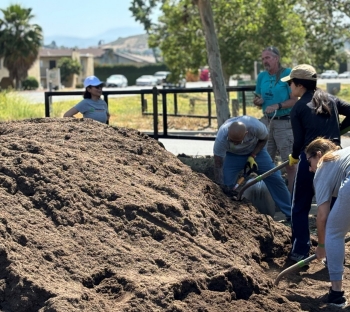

{"left": 44, "top": 85, "right": 255, "bottom": 140}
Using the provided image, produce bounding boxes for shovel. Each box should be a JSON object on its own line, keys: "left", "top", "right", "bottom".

{"left": 234, "top": 160, "right": 289, "bottom": 201}
{"left": 274, "top": 236, "right": 350, "bottom": 286}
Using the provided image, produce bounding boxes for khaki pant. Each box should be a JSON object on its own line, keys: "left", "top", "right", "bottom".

{"left": 260, "top": 116, "right": 294, "bottom": 162}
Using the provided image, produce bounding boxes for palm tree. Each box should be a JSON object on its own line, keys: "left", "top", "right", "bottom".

{"left": 0, "top": 5, "right": 43, "bottom": 89}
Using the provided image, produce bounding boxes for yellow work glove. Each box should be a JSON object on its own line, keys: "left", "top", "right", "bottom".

{"left": 289, "top": 154, "right": 299, "bottom": 166}
{"left": 246, "top": 156, "right": 258, "bottom": 171}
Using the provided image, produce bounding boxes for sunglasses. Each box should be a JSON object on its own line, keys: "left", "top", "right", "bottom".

{"left": 307, "top": 154, "right": 315, "bottom": 166}
{"left": 264, "top": 46, "right": 280, "bottom": 56}
{"left": 91, "top": 85, "right": 103, "bottom": 89}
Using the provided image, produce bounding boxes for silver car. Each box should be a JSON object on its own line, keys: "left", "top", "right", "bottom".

{"left": 105, "top": 75, "right": 128, "bottom": 87}
{"left": 338, "top": 71, "right": 350, "bottom": 78}
{"left": 153, "top": 71, "right": 171, "bottom": 85}
{"left": 320, "top": 70, "right": 338, "bottom": 79}
{"left": 136, "top": 75, "right": 158, "bottom": 86}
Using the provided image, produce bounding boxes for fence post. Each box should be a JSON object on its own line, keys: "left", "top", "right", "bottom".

{"left": 44, "top": 92, "right": 50, "bottom": 117}
{"left": 142, "top": 99, "right": 148, "bottom": 113}
{"left": 189, "top": 98, "right": 195, "bottom": 114}
{"left": 174, "top": 93, "right": 178, "bottom": 115}
{"left": 103, "top": 93, "right": 109, "bottom": 125}
{"left": 152, "top": 87, "right": 158, "bottom": 140}
{"left": 231, "top": 99, "right": 239, "bottom": 117}
{"left": 207, "top": 92, "right": 212, "bottom": 127}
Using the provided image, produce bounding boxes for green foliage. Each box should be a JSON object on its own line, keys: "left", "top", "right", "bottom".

{"left": 22, "top": 76, "right": 39, "bottom": 90}
{"left": 57, "top": 57, "right": 81, "bottom": 83}
{"left": 0, "top": 91, "right": 44, "bottom": 120}
{"left": 295, "top": 0, "right": 350, "bottom": 71}
{"left": 0, "top": 4, "right": 43, "bottom": 89}
{"left": 94, "top": 63, "right": 169, "bottom": 85}
{"left": 130, "top": 0, "right": 350, "bottom": 76}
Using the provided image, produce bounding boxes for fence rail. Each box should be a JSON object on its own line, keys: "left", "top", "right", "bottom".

{"left": 44, "top": 85, "right": 256, "bottom": 140}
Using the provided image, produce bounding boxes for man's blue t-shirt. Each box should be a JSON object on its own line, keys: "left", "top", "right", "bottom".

{"left": 255, "top": 68, "right": 292, "bottom": 117}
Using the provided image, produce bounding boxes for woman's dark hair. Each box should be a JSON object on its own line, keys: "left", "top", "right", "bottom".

{"left": 292, "top": 78, "right": 331, "bottom": 115}
{"left": 83, "top": 87, "right": 92, "bottom": 99}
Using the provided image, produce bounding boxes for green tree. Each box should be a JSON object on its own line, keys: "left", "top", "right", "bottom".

{"left": 0, "top": 4, "right": 42, "bottom": 89}
{"left": 295, "top": 0, "right": 350, "bottom": 71}
{"left": 147, "top": 0, "right": 306, "bottom": 80}
{"left": 57, "top": 57, "right": 81, "bottom": 84}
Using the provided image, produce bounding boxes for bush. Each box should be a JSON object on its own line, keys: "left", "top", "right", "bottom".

{"left": 76, "top": 83, "right": 84, "bottom": 88}
{"left": 22, "top": 77, "right": 39, "bottom": 90}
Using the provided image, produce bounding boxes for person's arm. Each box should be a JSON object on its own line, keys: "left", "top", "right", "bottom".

{"left": 250, "top": 135, "right": 268, "bottom": 158}
{"left": 63, "top": 107, "right": 79, "bottom": 117}
{"left": 336, "top": 98, "right": 350, "bottom": 135}
{"left": 213, "top": 154, "right": 224, "bottom": 185}
{"left": 315, "top": 201, "right": 330, "bottom": 260}
{"left": 264, "top": 95, "right": 298, "bottom": 114}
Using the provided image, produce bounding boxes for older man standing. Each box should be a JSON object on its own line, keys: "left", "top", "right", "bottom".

{"left": 253, "top": 46, "right": 297, "bottom": 194}
{"left": 213, "top": 115, "right": 291, "bottom": 221}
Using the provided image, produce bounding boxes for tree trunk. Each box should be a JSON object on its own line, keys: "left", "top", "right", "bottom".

{"left": 196, "top": 0, "right": 230, "bottom": 127}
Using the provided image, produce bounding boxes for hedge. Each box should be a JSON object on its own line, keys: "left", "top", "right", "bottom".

{"left": 94, "top": 63, "right": 169, "bottom": 86}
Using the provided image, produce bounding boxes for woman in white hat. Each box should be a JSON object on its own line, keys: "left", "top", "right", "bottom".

{"left": 64, "top": 75, "right": 110, "bottom": 123}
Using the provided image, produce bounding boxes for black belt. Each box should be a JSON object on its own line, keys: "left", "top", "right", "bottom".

{"left": 267, "top": 115, "right": 290, "bottom": 120}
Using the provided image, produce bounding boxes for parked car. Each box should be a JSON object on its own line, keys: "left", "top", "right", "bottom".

{"left": 162, "top": 73, "right": 186, "bottom": 89}
{"left": 153, "top": 71, "right": 171, "bottom": 85}
{"left": 136, "top": 75, "right": 158, "bottom": 86}
{"left": 105, "top": 75, "right": 128, "bottom": 87}
{"left": 320, "top": 70, "right": 338, "bottom": 79}
{"left": 338, "top": 71, "right": 350, "bottom": 78}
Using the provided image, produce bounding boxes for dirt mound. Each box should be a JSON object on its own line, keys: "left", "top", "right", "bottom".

{"left": 0, "top": 118, "right": 347, "bottom": 311}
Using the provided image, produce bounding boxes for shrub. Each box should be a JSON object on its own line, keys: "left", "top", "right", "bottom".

{"left": 22, "top": 77, "right": 39, "bottom": 90}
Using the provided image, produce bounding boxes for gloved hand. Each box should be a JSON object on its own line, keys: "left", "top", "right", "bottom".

{"left": 289, "top": 154, "right": 299, "bottom": 166}
{"left": 246, "top": 156, "right": 258, "bottom": 171}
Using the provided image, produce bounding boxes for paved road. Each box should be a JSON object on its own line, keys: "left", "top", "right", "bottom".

{"left": 17, "top": 78, "right": 350, "bottom": 104}
{"left": 19, "top": 81, "right": 228, "bottom": 104}
{"left": 160, "top": 136, "right": 350, "bottom": 156}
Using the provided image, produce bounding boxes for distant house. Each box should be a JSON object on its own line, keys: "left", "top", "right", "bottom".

{"left": 77, "top": 48, "right": 156, "bottom": 66}
{"left": 39, "top": 48, "right": 94, "bottom": 88}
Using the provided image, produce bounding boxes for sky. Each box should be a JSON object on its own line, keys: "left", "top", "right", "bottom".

{"left": 2, "top": 1, "right": 160, "bottom": 38}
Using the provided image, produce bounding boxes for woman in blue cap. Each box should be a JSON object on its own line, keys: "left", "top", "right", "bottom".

{"left": 64, "top": 75, "right": 110, "bottom": 124}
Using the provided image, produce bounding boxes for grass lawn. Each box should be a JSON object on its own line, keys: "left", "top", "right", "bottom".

{"left": 1, "top": 83, "right": 350, "bottom": 132}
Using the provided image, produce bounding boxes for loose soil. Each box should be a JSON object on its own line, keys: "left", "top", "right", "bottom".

{"left": 0, "top": 118, "right": 349, "bottom": 312}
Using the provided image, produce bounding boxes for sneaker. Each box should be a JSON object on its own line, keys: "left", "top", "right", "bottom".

{"left": 325, "top": 287, "right": 347, "bottom": 307}
{"left": 289, "top": 252, "right": 308, "bottom": 263}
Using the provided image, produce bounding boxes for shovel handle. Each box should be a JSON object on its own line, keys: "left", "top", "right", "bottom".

{"left": 274, "top": 236, "right": 350, "bottom": 286}
{"left": 235, "top": 160, "right": 289, "bottom": 201}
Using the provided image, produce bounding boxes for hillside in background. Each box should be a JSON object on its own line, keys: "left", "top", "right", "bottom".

{"left": 43, "top": 26, "right": 145, "bottom": 49}
{"left": 100, "top": 34, "right": 155, "bottom": 56}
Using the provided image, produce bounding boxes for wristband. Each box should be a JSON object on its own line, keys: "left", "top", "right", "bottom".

{"left": 318, "top": 243, "right": 325, "bottom": 248}
{"left": 278, "top": 103, "right": 282, "bottom": 110}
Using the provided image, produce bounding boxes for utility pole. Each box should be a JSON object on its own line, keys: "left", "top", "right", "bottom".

{"left": 195, "top": 0, "right": 230, "bottom": 127}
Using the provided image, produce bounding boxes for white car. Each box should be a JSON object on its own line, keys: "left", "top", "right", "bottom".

{"left": 105, "top": 75, "right": 128, "bottom": 87}
{"left": 136, "top": 75, "right": 158, "bottom": 86}
{"left": 338, "top": 71, "right": 350, "bottom": 78}
{"left": 320, "top": 70, "right": 338, "bottom": 79}
{"left": 153, "top": 71, "right": 171, "bottom": 85}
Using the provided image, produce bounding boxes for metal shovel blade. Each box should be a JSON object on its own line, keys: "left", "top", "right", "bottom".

{"left": 274, "top": 236, "right": 350, "bottom": 286}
